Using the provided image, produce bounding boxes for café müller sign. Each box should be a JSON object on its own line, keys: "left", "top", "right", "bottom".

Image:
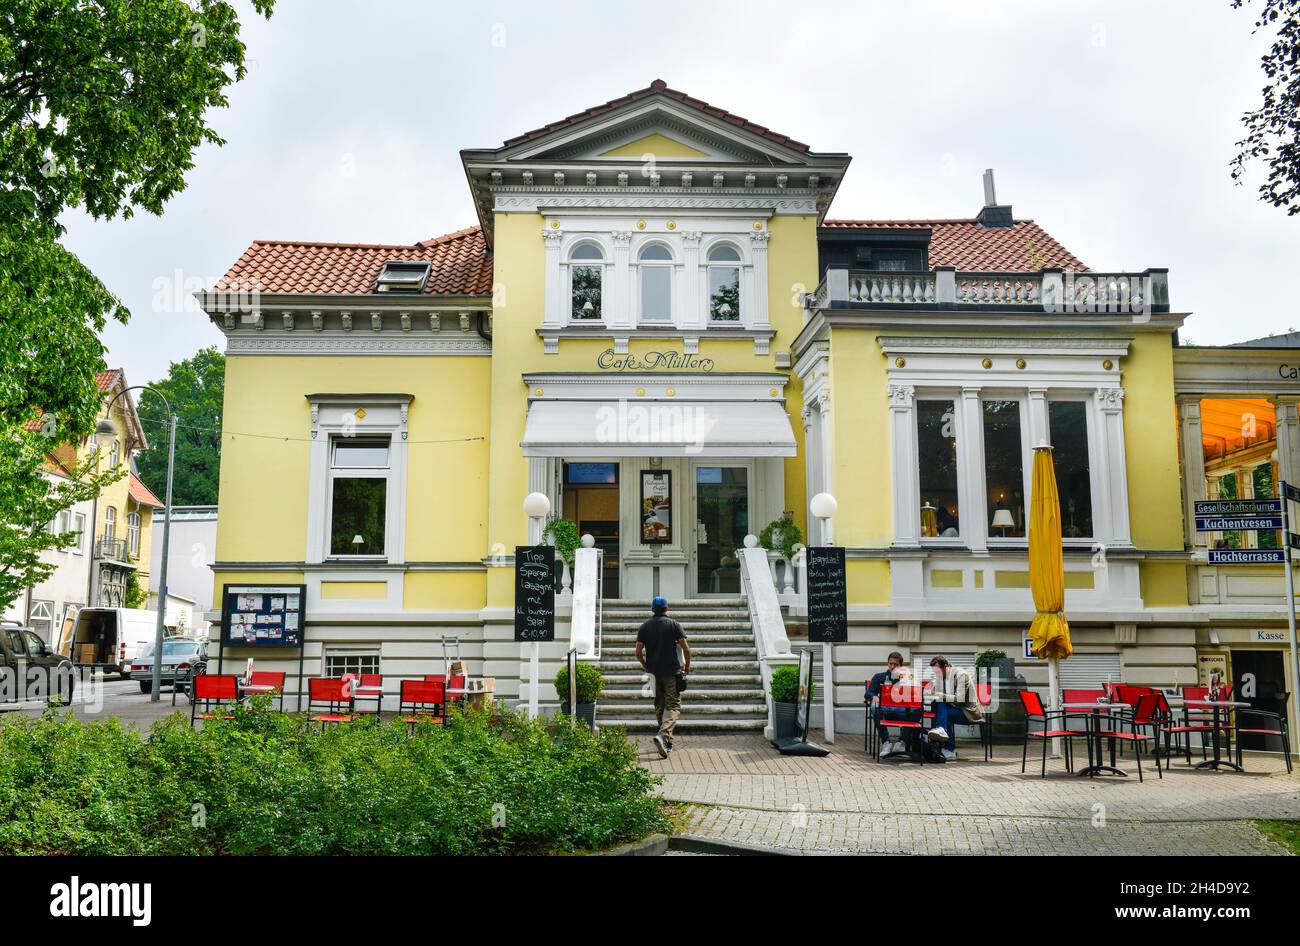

{"left": 597, "top": 348, "right": 715, "bottom": 372}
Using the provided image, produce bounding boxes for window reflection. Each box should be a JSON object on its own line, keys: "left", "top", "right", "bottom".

{"left": 983, "top": 400, "right": 1025, "bottom": 538}
{"left": 1048, "top": 401, "right": 1093, "bottom": 539}
{"left": 917, "top": 400, "right": 959, "bottom": 537}
{"left": 1200, "top": 397, "right": 1278, "bottom": 550}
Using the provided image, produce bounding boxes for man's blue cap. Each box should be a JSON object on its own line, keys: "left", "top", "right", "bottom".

{"left": 652, "top": 596, "right": 668, "bottom": 609}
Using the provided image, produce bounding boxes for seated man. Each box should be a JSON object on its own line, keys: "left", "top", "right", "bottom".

{"left": 866, "top": 651, "right": 917, "bottom": 756}
{"left": 926, "top": 655, "right": 985, "bottom": 761}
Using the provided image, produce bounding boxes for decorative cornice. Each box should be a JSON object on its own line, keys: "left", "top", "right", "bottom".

{"left": 879, "top": 335, "right": 1133, "bottom": 355}
{"left": 1097, "top": 387, "right": 1126, "bottom": 412}
{"left": 225, "top": 336, "right": 490, "bottom": 356}
{"left": 495, "top": 192, "right": 817, "bottom": 214}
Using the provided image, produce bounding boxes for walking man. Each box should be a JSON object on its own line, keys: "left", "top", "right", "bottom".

{"left": 635, "top": 595, "right": 691, "bottom": 758}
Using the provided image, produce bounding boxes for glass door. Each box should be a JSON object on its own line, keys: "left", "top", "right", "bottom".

{"left": 694, "top": 465, "right": 750, "bottom": 595}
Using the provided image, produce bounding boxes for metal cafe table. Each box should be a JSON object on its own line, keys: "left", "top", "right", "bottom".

{"left": 1182, "top": 699, "right": 1251, "bottom": 772}
{"left": 1063, "top": 702, "right": 1131, "bottom": 777}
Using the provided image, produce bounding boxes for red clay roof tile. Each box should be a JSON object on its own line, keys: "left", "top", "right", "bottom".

{"left": 214, "top": 226, "right": 491, "bottom": 297}
{"left": 822, "top": 219, "right": 1088, "bottom": 272}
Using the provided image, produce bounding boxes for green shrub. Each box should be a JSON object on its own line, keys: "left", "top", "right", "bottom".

{"left": 554, "top": 662, "right": 605, "bottom": 705}
{"left": 543, "top": 518, "right": 581, "bottom": 566}
{"left": 770, "top": 664, "right": 812, "bottom": 704}
{"left": 758, "top": 512, "right": 804, "bottom": 561}
{"left": 0, "top": 703, "right": 665, "bottom": 855}
{"left": 974, "top": 649, "right": 1008, "bottom": 670}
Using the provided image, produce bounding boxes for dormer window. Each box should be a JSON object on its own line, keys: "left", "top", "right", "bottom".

{"left": 707, "top": 244, "right": 741, "bottom": 322}
{"left": 374, "top": 261, "right": 431, "bottom": 294}
{"left": 569, "top": 243, "right": 603, "bottom": 321}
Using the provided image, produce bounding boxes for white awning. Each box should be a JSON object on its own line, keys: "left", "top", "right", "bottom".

{"left": 521, "top": 399, "right": 796, "bottom": 457}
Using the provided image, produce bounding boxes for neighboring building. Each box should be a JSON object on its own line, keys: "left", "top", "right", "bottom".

{"left": 4, "top": 370, "right": 163, "bottom": 640}
{"left": 199, "top": 80, "right": 1298, "bottom": 737}
{"left": 148, "top": 505, "right": 218, "bottom": 637}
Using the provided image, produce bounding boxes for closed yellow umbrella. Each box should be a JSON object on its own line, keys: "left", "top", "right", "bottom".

{"left": 1028, "top": 446, "right": 1072, "bottom": 728}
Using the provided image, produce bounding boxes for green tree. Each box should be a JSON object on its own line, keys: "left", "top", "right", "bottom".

{"left": 136, "top": 348, "right": 225, "bottom": 506}
{"left": 1231, "top": 0, "right": 1300, "bottom": 214}
{"left": 0, "top": 0, "right": 274, "bottom": 610}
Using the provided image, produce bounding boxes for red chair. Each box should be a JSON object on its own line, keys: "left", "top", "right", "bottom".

{"left": 308, "top": 678, "right": 357, "bottom": 728}
{"left": 424, "top": 674, "right": 446, "bottom": 685}
{"left": 244, "top": 670, "right": 286, "bottom": 711}
{"left": 1234, "top": 697, "right": 1292, "bottom": 773}
{"left": 1018, "top": 689, "right": 1077, "bottom": 778}
{"left": 190, "top": 674, "right": 239, "bottom": 727}
{"left": 1164, "top": 686, "right": 1228, "bottom": 765}
{"left": 875, "top": 682, "right": 925, "bottom": 761}
{"left": 1103, "top": 692, "right": 1162, "bottom": 781}
{"left": 974, "top": 681, "right": 995, "bottom": 761}
{"left": 399, "top": 679, "right": 446, "bottom": 732}
{"left": 352, "top": 673, "right": 383, "bottom": 713}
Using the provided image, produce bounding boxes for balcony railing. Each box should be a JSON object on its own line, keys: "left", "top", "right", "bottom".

{"left": 94, "top": 535, "right": 132, "bottom": 562}
{"left": 809, "top": 266, "right": 1169, "bottom": 316}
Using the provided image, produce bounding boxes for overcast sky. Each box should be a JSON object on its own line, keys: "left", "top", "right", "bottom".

{"left": 61, "top": 0, "right": 1299, "bottom": 386}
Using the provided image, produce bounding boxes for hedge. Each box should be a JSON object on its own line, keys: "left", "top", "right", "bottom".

{"left": 0, "top": 704, "right": 668, "bottom": 855}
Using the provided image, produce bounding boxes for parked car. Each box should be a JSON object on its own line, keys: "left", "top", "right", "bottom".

{"left": 52, "top": 607, "right": 176, "bottom": 677}
{"left": 125, "top": 637, "right": 208, "bottom": 693}
{"left": 0, "top": 620, "right": 75, "bottom": 702}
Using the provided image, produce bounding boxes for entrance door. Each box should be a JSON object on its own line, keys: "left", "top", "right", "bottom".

{"left": 694, "top": 465, "right": 750, "bottom": 595}
{"left": 1230, "top": 650, "right": 1287, "bottom": 752}
{"left": 562, "top": 462, "right": 620, "bottom": 599}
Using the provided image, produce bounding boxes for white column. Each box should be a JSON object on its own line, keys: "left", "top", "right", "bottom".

{"left": 749, "top": 229, "right": 771, "bottom": 329}
{"left": 889, "top": 384, "right": 920, "bottom": 547}
{"left": 802, "top": 405, "right": 824, "bottom": 546}
{"left": 680, "top": 231, "right": 703, "bottom": 330}
{"left": 1027, "top": 387, "right": 1049, "bottom": 447}
{"left": 527, "top": 456, "right": 548, "bottom": 544}
{"left": 817, "top": 392, "right": 834, "bottom": 544}
{"left": 960, "top": 387, "right": 989, "bottom": 552}
{"left": 1178, "top": 397, "right": 1208, "bottom": 552}
{"left": 1098, "top": 387, "right": 1133, "bottom": 547}
{"left": 542, "top": 228, "right": 564, "bottom": 328}
{"left": 610, "top": 231, "right": 633, "bottom": 329}
{"left": 1276, "top": 400, "right": 1300, "bottom": 491}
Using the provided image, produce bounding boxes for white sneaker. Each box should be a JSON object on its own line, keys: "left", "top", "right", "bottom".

{"left": 942, "top": 749, "right": 957, "bottom": 761}
{"left": 880, "top": 740, "right": 895, "bottom": 756}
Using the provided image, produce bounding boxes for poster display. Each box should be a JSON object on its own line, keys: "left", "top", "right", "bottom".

{"left": 640, "top": 470, "right": 672, "bottom": 544}
{"left": 221, "top": 584, "right": 306, "bottom": 648}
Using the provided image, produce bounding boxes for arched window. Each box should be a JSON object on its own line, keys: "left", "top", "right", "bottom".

{"left": 707, "top": 244, "right": 741, "bottom": 322}
{"left": 638, "top": 243, "right": 673, "bottom": 323}
{"left": 569, "top": 243, "right": 603, "bottom": 321}
{"left": 103, "top": 505, "right": 116, "bottom": 540}
{"left": 108, "top": 438, "right": 120, "bottom": 469}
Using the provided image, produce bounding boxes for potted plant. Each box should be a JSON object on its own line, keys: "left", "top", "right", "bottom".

{"left": 974, "top": 648, "right": 1014, "bottom": 682}
{"left": 555, "top": 661, "right": 604, "bottom": 731}
{"left": 769, "top": 664, "right": 810, "bottom": 741}
{"left": 759, "top": 512, "right": 805, "bottom": 590}
{"left": 543, "top": 517, "right": 580, "bottom": 592}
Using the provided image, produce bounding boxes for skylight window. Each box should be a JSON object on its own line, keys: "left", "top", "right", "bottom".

{"left": 374, "top": 261, "right": 432, "bottom": 293}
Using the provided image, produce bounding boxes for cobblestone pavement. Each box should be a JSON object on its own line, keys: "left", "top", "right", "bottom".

{"left": 635, "top": 733, "right": 1300, "bottom": 855}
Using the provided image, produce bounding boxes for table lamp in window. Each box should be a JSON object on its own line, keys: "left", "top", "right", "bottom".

{"left": 991, "top": 505, "right": 1016, "bottom": 536}
{"left": 582, "top": 298, "right": 595, "bottom": 318}
{"left": 920, "top": 502, "right": 938, "bottom": 537}
{"left": 352, "top": 534, "right": 364, "bottom": 550}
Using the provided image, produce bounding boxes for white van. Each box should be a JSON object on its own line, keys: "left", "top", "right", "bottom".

{"left": 54, "top": 607, "right": 175, "bottom": 676}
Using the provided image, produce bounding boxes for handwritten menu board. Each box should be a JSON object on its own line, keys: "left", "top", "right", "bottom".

{"left": 806, "top": 546, "right": 848, "bottom": 643}
{"left": 514, "top": 546, "right": 556, "bottom": 642}
{"left": 222, "top": 584, "right": 306, "bottom": 648}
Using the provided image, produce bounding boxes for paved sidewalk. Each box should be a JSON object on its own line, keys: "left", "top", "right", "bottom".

{"left": 635, "top": 733, "right": 1300, "bottom": 855}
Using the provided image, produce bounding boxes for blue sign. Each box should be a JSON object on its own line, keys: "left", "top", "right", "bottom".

{"left": 1194, "top": 499, "right": 1281, "bottom": 517}
{"left": 1195, "top": 516, "right": 1283, "bottom": 532}
{"left": 1208, "top": 549, "right": 1286, "bottom": 564}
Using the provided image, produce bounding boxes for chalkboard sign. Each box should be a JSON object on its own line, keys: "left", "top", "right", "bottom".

{"left": 806, "top": 546, "right": 848, "bottom": 643}
{"left": 514, "top": 545, "right": 556, "bottom": 642}
{"left": 221, "top": 584, "right": 306, "bottom": 648}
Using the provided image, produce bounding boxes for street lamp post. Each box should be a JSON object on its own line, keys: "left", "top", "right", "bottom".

{"left": 96, "top": 386, "right": 176, "bottom": 703}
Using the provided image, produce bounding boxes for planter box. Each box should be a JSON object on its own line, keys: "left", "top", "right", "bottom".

{"left": 561, "top": 701, "right": 597, "bottom": 731}
{"left": 773, "top": 701, "right": 800, "bottom": 741}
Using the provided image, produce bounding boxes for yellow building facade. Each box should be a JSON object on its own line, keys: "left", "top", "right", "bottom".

{"left": 202, "top": 81, "right": 1298, "bottom": 741}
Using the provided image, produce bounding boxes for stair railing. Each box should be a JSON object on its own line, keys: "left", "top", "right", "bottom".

{"left": 571, "top": 541, "right": 602, "bottom": 659}
{"left": 738, "top": 535, "right": 797, "bottom": 739}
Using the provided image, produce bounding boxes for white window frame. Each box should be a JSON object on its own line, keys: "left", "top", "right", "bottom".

{"left": 71, "top": 512, "right": 86, "bottom": 555}
{"left": 567, "top": 242, "right": 606, "bottom": 324}
{"left": 882, "top": 336, "right": 1132, "bottom": 553}
{"left": 108, "top": 439, "right": 120, "bottom": 469}
{"left": 704, "top": 240, "right": 744, "bottom": 324}
{"left": 305, "top": 395, "right": 411, "bottom": 566}
{"left": 126, "top": 511, "right": 141, "bottom": 558}
{"left": 636, "top": 241, "right": 675, "bottom": 326}
{"left": 324, "top": 649, "right": 381, "bottom": 678}
{"left": 103, "top": 505, "right": 117, "bottom": 540}
{"left": 326, "top": 437, "right": 392, "bottom": 561}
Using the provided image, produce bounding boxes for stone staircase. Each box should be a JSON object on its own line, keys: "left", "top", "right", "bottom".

{"left": 596, "top": 597, "right": 767, "bottom": 733}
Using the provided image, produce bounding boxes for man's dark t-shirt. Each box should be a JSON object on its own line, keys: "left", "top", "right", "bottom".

{"left": 636, "top": 615, "right": 686, "bottom": 677}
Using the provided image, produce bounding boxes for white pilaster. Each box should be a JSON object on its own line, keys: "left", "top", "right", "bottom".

{"left": 960, "top": 387, "right": 989, "bottom": 553}
{"left": 1098, "top": 387, "right": 1133, "bottom": 547}
{"left": 889, "top": 384, "right": 920, "bottom": 547}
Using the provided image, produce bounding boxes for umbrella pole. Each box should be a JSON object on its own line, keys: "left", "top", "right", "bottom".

{"left": 1048, "top": 655, "right": 1062, "bottom": 758}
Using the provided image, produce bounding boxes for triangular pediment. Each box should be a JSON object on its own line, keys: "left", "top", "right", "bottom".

{"left": 598, "top": 132, "right": 710, "bottom": 160}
